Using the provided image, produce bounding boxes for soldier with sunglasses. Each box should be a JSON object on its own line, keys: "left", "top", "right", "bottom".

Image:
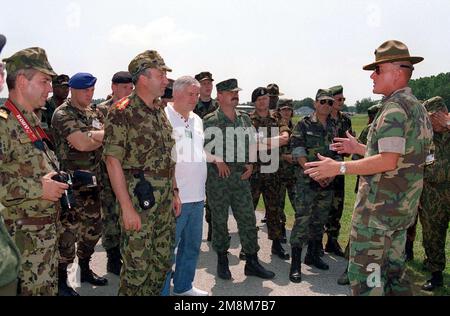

{"left": 288, "top": 89, "right": 340, "bottom": 283}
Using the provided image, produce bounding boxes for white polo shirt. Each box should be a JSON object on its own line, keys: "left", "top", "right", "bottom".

{"left": 165, "top": 104, "right": 207, "bottom": 204}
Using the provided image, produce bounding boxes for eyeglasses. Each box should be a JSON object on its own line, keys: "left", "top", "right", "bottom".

{"left": 375, "top": 64, "right": 415, "bottom": 75}
{"left": 319, "top": 99, "right": 334, "bottom": 106}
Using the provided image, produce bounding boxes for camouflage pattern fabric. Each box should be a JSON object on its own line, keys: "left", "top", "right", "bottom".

{"left": 52, "top": 99, "right": 104, "bottom": 263}
{"left": 40, "top": 96, "right": 58, "bottom": 138}
{"left": 0, "top": 103, "right": 59, "bottom": 296}
{"left": 204, "top": 108, "right": 259, "bottom": 255}
{"left": 96, "top": 98, "right": 114, "bottom": 119}
{"left": 2, "top": 47, "right": 57, "bottom": 78}
{"left": 419, "top": 131, "right": 450, "bottom": 273}
{"left": 349, "top": 87, "right": 433, "bottom": 296}
{"left": 103, "top": 91, "right": 176, "bottom": 296}
{"left": 194, "top": 98, "right": 219, "bottom": 120}
{"left": 348, "top": 223, "right": 412, "bottom": 296}
{"left": 290, "top": 113, "right": 339, "bottom": 246}
{"left": 0, "top": 206, "right": 20, "bottom": 290}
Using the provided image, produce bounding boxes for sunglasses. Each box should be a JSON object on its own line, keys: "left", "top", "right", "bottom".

{"left": 375, "top": 64, "right": 415, "bottom": 75}
{"left": 319, "top": 99, "right": 334, "bottom": 106}
{"left": 337, "top": 97, "right": 346, "bottom": 102}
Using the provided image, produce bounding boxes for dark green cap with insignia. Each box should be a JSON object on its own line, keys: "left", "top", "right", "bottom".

{"left": 195, "top": 71, "right": 214, "bottom": 82}
{"left": 2, "top": 47, "right": 57, "bottom": 78}
{"left": 128, "top": 50, "right": 172, "bottom": 79}
{"left": 329, "top": 85, "right": 344, "bottom": 96}
{"left": 216, "top": 78, "right": 242, "bottom": 92}
{"left": 316, "top": 89, "right": 334, "bottom": 101}
{"left": 368, "top": 103, "right": 382, "bottom": 116}
{"left": 278, "top": 98, "right": 294, "bottom": 109}
{"left": 423, "top": 96, "right": 447, "bottom": 114}
{"left": 267, "top": 83, "right": 284, "bottom": 97}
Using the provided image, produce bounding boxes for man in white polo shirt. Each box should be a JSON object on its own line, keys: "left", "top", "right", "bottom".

{"left": 161, "top": 76, "right": 208, "bottom": 296}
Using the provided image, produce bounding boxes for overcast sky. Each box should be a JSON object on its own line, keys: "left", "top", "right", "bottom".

{"left": 1, "top": 0, "right": 449, "bottom": 105}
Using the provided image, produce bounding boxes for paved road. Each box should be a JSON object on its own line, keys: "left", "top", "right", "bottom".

{"left": 68, "top": 211, "right": 351, "bottom": 296}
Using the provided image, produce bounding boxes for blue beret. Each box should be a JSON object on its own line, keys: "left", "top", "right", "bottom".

{"left": 69, "top": 72, "right": 97, "bottom": 89}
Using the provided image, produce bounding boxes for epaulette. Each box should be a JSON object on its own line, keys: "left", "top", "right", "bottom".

{"left": 115, "top": 97, "right": 131, "bottom": 111}
{"left": 0, "top": 107, "right": 9, "bottom": 120}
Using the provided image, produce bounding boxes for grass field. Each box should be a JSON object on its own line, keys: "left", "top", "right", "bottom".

{"left": 257, "top": 114, "right": 449, "bottom": 296}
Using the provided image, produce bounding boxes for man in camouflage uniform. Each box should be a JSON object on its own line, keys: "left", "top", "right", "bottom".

{"left": 418, "top": 96, "right": 449, "bottom": 291}
{"left": 97, "top": 71, "right": 133, "bottom": 276}
{"left": 304, "top": 40, "right": 433, "bottom": 296}
{"left": 204, "top": 79, "right": 275, "bottom": 281}
{"left": 52, "top": 73, "right": 108, "bottom": 296}
{"left": 267, "top": 83, "right": 284, "bottom": 111}
{"left": 40, "top": 74, "right": 69, "bottom": 137}
{"left": 194, "top": 71, "right": 219, "bottom": 241}
{"left": 249, "top": 87, "right": 290, "bottom": 260}
{"left": 103, "top": 50, "right": 181, "bottom": 296}
{"left": 325, "top": 85, "right": 353, "bottom": 257}
{"left": 277, "top": 99, "right": 297, "bottom": 244}
{"left": 0, "top": 34, "right": 21, "bottom": 297}
{"left": 1, "top": 47, "right": 69, "bottom": 296}
{"left": 289, "top": 89, "right": 340, "bottom": 283}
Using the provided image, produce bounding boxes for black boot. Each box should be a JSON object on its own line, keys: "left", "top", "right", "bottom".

{"left": 289, "top": 247, "right": 302, "bottom": 283}
{"left": 106, "top": 247, "right": 122, "bottom": 276}
{"left": 58, "top": 263, "right": 79, "bottom": 296}
{"left": 271, "top": 239, "right": 290, "bottom": 260}
{"left": 207, "top": 223, "right": 212, "bottom": 242}
{"left": 304, "top": 241, "right": 329, "bottom": 270}
{"left": 79, "top": 257, "right": 108, "bottom": 286}
{"left": 217, "top": 252, "right": 232, "bottom": 280}
{"left": 337, "top": 269, "right": 350, "bottom": 285}
{"left": 422, "top": 272, "right": 443, "bottom": 291}
{"left": 325, "top": 236, "right": 345, "bottom": 257}
{"left": 317, "top": 240, "right": 324, "bottom": 257}
{"left": 280, "top": 225, "right": 287, "bottom": 244}
{"left": 245, "top": 253, "right": 275, "bottom": 280}
{"left": 405, "top": 239, "right": 414, "bottom": 262}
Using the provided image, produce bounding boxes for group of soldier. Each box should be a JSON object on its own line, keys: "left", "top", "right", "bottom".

{"left": 0, "top": 32, "right": 448, "bottom": 297}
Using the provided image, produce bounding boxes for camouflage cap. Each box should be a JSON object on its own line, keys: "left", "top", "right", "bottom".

{"left": 278, "top": 98, "right": 294, "bottom": 109}
{"left": 195, "top": 71, "right": 214, "bottom": 82}
{"left": 128, "top": 50, "right": 172, "bottom": 79}
{"left": 2, "top": 47, "right": 57, "bottom": 77}
{"left": 329, "top": 85, "right": 344, "bottom": 96}
{"left": 367, "top": 103, "right": 382, "bottom": 116}
{"left": 52, "top": 74, "right": 70, "bottom": 86}
{"left": 423, "top": 96, "right": 447, "bottom": 114}
{"left": 267, "top": 83, "right": 284, "bottom": 97}
{"left": 251, "top": 87, "right": 269, "bottom": 103}
{"left": 216, "top": 79, "right": 242, "bottom": 92}
{"left": 316, "top": 89, "right": 334, "bottom": 101}
{"left": 0, "top": 34, "right": 6, "bottom": 54}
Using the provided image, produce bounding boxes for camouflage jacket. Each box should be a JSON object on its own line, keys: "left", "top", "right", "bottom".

{"left": 353, "top": 87, "right": 433, "bottom": 231}
{"left": 291, "top": 112, "right": 340, "bottom": 165}
{"left": 0, "top": 102, "right": 58, "bottom": 219}
{"left": 279, "top": 119, "right": 297, "bottom": 181}
{"left": 51, "top": 99, "right": 104, "bottom": 173}
{"left": 203, "top": 107, "right": 255, "bottom": 171}
{"left": 103, "top": 91, "right": 175, "bottom": 174}
{"left": 250, "top": 110, "right": 290, "bottom": 173}
{"left": 194, "top": 98, "right": 219, "bottom": 119}
{"left": 331, "top": 111, "right": 354, "bottom": 137}
{"left": 41, "top": 96, "right": 58, "bottom": 130}
{"left": 96, "top": 98, "right": 114, "bottom": 120}
{"left": 424, "top": 131, "right": 450, "bottom": 184}
{"left": 0, "top": 205, "right": 20, "bottom": 287}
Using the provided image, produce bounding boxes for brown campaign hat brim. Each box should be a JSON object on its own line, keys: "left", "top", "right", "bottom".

{"left": 268, "top": 92, "right": 284, "bottom": 97}
{"left": 363, "top": 56, "right": 424, "bottom": 71}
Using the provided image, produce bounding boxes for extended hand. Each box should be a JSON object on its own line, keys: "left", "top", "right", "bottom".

{"left": 331, "top": 130, "right": 359, "bottom": 155}
{"left": 304, "top": 154, "right": 340, "bottom": 181}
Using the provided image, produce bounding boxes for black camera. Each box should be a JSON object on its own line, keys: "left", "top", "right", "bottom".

{"left": 133, "top": 172, "right": 156, "bottom": 211}
{"left": 52, "top": 172, "right": 76, "bottom": 210}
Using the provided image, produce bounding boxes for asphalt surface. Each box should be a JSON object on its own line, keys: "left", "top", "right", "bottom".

{"left": 68, "top": 211, "right": 351, "bottom": 296}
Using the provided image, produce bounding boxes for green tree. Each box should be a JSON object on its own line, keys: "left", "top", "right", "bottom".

{"left": 355, "top": 97, "right": 378, "bottom": 114}
{"left": 293, "top": 98, "right": 314, "bottom": 110}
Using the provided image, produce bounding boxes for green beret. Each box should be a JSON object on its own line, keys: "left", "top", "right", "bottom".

{"left": 368, "top": 103, "right": 382, "bottom": 115}
{"left": 128, "top": 50, "right": 172, "bottom": 79}
{"left": 3, "top": 47, "right": 57, "bottom": 78}
{"left": 316, "top": 89, "right": 334, "bottom": 101}
{"left": 216, "top": 79, "right": 242, "bottom": 92}
{"left": 423, "top": 96, "right": 447, "bottom": 113}
{"left": 329, "top": 85, "right": 344, "bottom": 96}
{"left": 278, "top": 98, "right": 293, "bottom": 109}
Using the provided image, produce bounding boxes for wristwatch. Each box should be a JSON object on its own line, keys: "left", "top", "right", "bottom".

{"left": 339, "top": 162, "right": 347, "bottom": 175}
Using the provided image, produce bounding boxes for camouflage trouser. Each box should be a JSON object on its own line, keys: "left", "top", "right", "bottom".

{"left": 205, "top": 198, "right": 212, "bottom": 224}
{"left": 406, "top": 215, "right": 418, "bottom": 242}
{"left": 418, "top": 182, "right": 450, "bottom": 273}
{"left": 290, "top": 176, "right": 333, "bottom": 247}
{"left": 250, "top": 173, "right": 283, "bottom": 240}
{"left": 207, "top": 167, "right": 259, "bottom": 255}
{"left": 8, "top": 222, "right": 58, "bottom": 296}
{"left": 278, "top": 178, "right": 297, "bottom": 224}
{"left": 100, "top": 163, "right": 121, "bottom": 251}
{"left": 58, "top": 188, "right": 102, "bottom": 263}
{"left": 348, "top": 223, "right": 412, "bottom": 296}
{"left": 325, "top": 175, "right": 345, "bottom": 239}
{"left": 119, "top": 176, "right": 175, "bottom": 296}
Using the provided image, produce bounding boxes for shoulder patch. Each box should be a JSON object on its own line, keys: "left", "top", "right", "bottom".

{"left": 0, "top": 108, "right": 9, "bottom": 120}
{"left": 115, "top": 97, "right": 131, "bottom": 111}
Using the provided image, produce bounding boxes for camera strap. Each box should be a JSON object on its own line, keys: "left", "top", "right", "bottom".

{"left": 5, "top": 99, "right": 59, "bottom": 171}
